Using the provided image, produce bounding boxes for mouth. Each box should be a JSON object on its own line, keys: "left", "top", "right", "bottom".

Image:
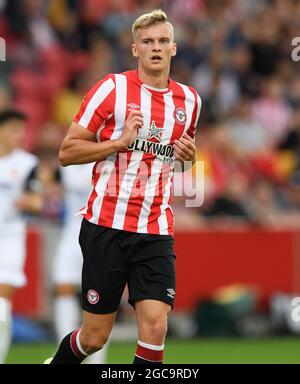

{"left": 150, "top": 55, "right": 162, "bottom": 63}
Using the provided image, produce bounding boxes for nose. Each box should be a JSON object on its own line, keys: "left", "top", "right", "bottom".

{"left": 152, "top": 41, "right": 161, "bottom": 51}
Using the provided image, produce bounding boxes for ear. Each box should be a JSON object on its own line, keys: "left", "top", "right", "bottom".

{"left": 131, "top": 43, "right": 138, "bottom": 58}
{"left": 171, "top": 42, "right": 177, "bottom": 57}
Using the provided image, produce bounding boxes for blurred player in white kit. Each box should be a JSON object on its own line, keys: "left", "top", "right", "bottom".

{"left": 0, "top": 110, "right": 41, "bottom": 364}
{"left": 53, "top": 163, "right": 108, "bottom": 364}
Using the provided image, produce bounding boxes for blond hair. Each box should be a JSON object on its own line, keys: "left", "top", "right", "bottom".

{"left": 132, "top": 9, "right": 174, "bottom": 41}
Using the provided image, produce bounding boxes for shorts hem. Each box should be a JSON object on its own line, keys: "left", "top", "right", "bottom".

{"left": 82, "top": 304, "right": 118, "bottom": 315}
{"left": 128, "top": 296, "right": 174, "bottom": 310}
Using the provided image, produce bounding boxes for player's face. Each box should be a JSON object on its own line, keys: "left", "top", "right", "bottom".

{"left": 0, "top": 119, "right": 25, "bottom": 150}
{"left": 132, "top": 23, "right": 176, "bottom": 73}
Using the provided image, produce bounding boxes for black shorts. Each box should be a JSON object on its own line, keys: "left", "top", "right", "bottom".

{"left": 79, "top": 218, "right": 176, "bottom": 314}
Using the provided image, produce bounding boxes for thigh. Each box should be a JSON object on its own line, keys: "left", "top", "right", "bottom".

{"left": 128, "top": 235, "right": 176, "bottom": 309}
{"left": 135, "top": 299, "right": 172, "bottom": 324}
{"left": 80, "top": 310, "right": 117, "bottom": 346}
{"left": 80, "top": 219, "right": 128, "bottom": 314}
{"left": 81, "top": 309, "right": 117, "bottom": 334}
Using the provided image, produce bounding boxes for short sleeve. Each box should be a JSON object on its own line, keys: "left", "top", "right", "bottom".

{"left": 186, "top": 89, "right": 202, "bottom": 139}
{"left": 74, "top": 74, "right": 115, "bottom": 133}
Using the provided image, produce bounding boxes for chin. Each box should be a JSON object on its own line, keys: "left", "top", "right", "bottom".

{"left": 148, "top": 63, "right": 166, "bottom": 71}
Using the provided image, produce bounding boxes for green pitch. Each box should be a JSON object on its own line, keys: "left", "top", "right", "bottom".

{"left": 6, "top": 337, "right": 300, "bottom": 364}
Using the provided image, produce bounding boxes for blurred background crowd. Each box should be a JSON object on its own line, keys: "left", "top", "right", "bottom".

{"left": 2, "top": 0, "right": 300, "bottom": 359}
{"left": 1, "top": 0, "right": 300, "bottom": 229}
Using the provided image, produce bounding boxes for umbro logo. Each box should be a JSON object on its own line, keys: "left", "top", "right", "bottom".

{"left": 167, "top": 288, "right": 175, "bottom": 299}
{"left": 127, "top": 103, "right": 140, "bottom": 110}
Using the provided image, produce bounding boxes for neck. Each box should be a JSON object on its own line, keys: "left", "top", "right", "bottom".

{"left": 137, "top": 65, "right": 170, "bottom": 89}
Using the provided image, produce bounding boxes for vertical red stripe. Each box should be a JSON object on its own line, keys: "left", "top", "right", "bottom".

{"left": 163, "top": 83, "right": 190, "bottom": 235}
{"left": 147, "top": 87, "right": 185, "bottom": 235}
{"left": 123, "top": 91, "right": 165, "bottom": 233}
{"left": 169, "top": 82, "right": 187, "bottom": 142}
{"left": 74, "top": 75, "right": 115, "bottom": 133}
{"left": 166, "top": 174, "right": 175, "bottom": 236}
{"left": 99, "top": 112, "right": 116, "bottom": 142}
{"left": 123, "top": 153, "right": 153, "bottom": 232}
{"left": 81, "top": 71, "right": 199, "bottom": 236}
{"left": 98, "top": 151, "right": 133, "bottom": 227}
{"left": 84, "top": 161, "right": 104, "bottom": 221}
{"left": 74, "top": 80, "right": 105, "bottom": 123}
{"left": 146, "top": 171, "right": 162, "bottom": 234}
{"left": 99, "top": 76, "right": 141, "bottom": 228}
{"left": 186, "top": 86, "right": 199, "bottom": 138}
{"left": 148, "top": 164, "right": 174, "bottom": 235}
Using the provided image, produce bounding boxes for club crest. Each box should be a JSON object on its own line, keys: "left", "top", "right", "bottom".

{"left": 87, "top": 289, "right": 100, "bottom": 304}
{"left": 174, "top": 107, "right": 186, "bottom": 125}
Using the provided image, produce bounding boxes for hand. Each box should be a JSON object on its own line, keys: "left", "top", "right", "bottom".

{"left": 173, "top": 133, "right": 196, "bottom": 165}
{"left": 15, "top": 193, "right": 43, "bottom": 214}
{"left": 117, "top": 110, "right": 143, "bottom": 150}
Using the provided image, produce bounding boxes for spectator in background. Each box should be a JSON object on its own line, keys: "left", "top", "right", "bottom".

{"left": 114, "top": 26, "right": 139, "bottom": 72}
{"left": 192, "top": 47, "right": 240, "bottom": 120}
{"left": 246, "top": 179, "right": 283, "bottom": 228}
{"left": 52, "top": 162, "right": 109, "bottom": 364}
{"left": 280, "top": 171, "right": 300, "bottom": 225}
{"left": 33, "top": 122, "right": 64, "bottom": 222}
{"left": 248, "top": 7, "right": 282, "bottom": 77}
{"left": 203, "top": 172, "right": 252, "bottom": 227}
{"left": 0, "top": 110, "right": 42, "bottom": 363}
{"left": 278, "top": 110, "right": 300, "bottom": 171}
{"left": 228, "top": 44, "right": 254, "bottom": 97}
{"left": 226, "top": 96, "right": 268, "bottom": 154}
{"left": 1, "top": 0, "right": 300, "bottom": 227}
{"left": 197, "top": 123, "right": 251, "bottom": 199}
{"left": 252, "top": 77, "right": 292, "bottom": 149}
{"left": 175, "top": 23, "right": 207, "bottom": 69}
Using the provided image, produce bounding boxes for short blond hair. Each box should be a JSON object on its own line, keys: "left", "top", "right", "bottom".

{"left": 132, "top": 9, "right": 174, "bottom": 41}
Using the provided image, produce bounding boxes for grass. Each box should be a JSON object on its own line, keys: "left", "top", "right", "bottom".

{"left": 6, "top": 337, "right": 300, "bottom": 364}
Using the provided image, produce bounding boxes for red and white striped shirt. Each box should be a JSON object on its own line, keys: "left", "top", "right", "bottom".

{"left": 74, "top": 70, "right": 201, "bottom": 236}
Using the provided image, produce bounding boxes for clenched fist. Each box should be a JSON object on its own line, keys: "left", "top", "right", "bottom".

{"left": 173, "top": 133, "right": 196, "bottom": 169}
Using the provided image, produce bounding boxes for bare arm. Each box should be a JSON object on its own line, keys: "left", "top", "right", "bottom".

{"left": 59, "top": 110, "right": 143, "bottom": 166}
{"left": 59, "top": 122, "right": 121, "bottom": 166}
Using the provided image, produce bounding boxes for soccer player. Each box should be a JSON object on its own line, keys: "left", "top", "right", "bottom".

{"left": 0, "top": 110, "right": 41, "bottom": 364}
{"left": 48, "top": 9, "right": 201, "bottom": 364}
{"left": 53, "top": 163, "right": 108, "bottom": 364}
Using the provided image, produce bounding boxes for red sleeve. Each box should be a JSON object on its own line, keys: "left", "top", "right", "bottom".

{"left": 186, "top": 87, "right": 202, "bottom": 139}
{"left": 74, "top": 74, "right": 115, "bottom": 133}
